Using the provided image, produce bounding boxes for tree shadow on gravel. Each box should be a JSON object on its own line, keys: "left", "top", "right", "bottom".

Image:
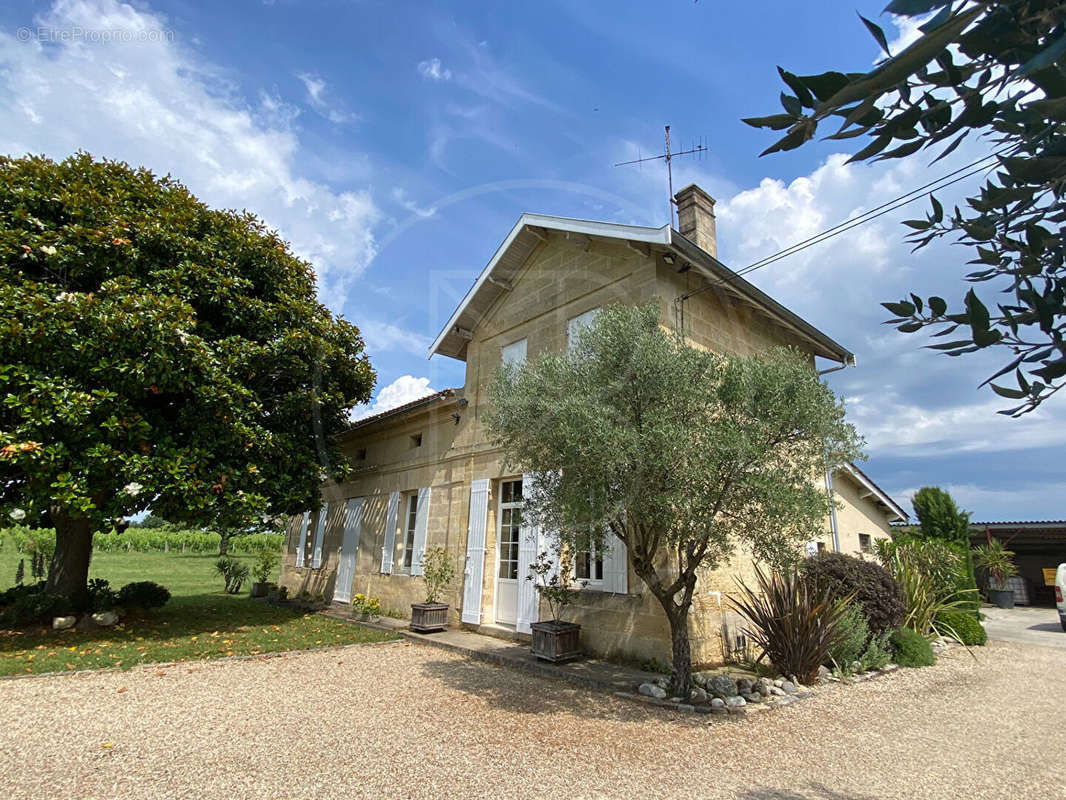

{"left": 418, "top": 654, "right": 736, "bottom": 727}
{"left": 738, "top": 785, "right": 879, "bottom": 800}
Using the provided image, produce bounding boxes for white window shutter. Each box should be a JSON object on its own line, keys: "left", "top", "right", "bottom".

{"left": 567, "top": 307, "right": 600, "bottom": 352}
{"left": 409, "top": 487, "right": 432, "bottom": 577}
{"left": 461, "top": 479, "right": 490, "bottom": 624}
{"left": 334, "top": 498, "right": 363, "bottom": 604}
{"left": 381, "top": 491, "right": 399, "bottom": 574}
{"left": 311, "top": 503, "right": 329, "bottom": 569}
{"left": 501, "top": 338, "right": 527, "bottom": 367}
{"left": 604, "top": 530, "right": 628, "bottom": 594}
{"left": 515, "top": 472, "right": 541, "bottom": 634}
{"left": 294, "top": 511, "right": 310, "bottom": 568}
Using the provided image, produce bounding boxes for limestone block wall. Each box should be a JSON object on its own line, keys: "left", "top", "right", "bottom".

{"left": 277, "top": 223, "right": 898, "bottom": 667}
{"left": 831, "top": 470, "right": 896, "bottom": 556}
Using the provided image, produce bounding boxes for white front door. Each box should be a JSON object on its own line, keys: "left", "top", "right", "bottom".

{"left": 494, "top": 478, "right": 523, "bottom": 626}
{"left": 333, "top": 498, "right": 363, "bottom": 604}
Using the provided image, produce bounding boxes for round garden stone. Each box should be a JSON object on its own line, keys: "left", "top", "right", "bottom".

{"left": 736, "top": 678, "right": 754, "bottom": 694}
{"left": 708, "top": 674, "right": 738, "bottom": 698}
{"left": 724, "top": 696, "right": 746, "bottom": 708}
{"left": 638, "top": 683, "right": 667, "bottom": 699}
{"left": 689, "top": 687, "right": 708, "bottom": 703}
{"left": 710, "top": 697, "right": 725, "bottom": 709}
{"left": 52, "top": 616, "right": 76, "bottom": 630}
{"left": 780, "top": 680, "right": 798, "bottom": 695}
{"left": 754, "top": 678, "right": 774, "bottom": 696}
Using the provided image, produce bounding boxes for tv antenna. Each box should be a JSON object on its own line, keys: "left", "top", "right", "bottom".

{"left": 615, "top": 125, "right": 707, "bottom": 228}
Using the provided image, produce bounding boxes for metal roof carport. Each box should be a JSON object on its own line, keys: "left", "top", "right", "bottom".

{"left": 970, "top": 521, "right": 1066, "bottom": 607}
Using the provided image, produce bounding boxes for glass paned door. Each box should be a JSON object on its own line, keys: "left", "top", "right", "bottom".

{"left": 494, "top": 479, "right": 523, "bottom": 625}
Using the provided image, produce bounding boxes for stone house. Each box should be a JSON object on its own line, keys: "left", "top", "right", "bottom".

{"left": 278, "top": 184, "right": 907, "bottom": 665}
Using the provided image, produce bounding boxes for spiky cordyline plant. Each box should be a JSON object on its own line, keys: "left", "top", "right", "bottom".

{"left": 730, "top": 564, "right": 851, "bottom": 685}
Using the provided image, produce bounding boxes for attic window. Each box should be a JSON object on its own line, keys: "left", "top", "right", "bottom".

{"left": 410, "top": 433, "right": 423, "bottom": 448}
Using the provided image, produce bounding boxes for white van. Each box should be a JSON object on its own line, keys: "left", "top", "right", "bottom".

{"left": 1056, "top": 563, "right": 1066, "bottom": 632}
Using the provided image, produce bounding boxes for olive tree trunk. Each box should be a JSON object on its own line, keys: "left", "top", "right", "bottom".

{"left": 46, "top": 511, "right": 93, "bottom": 607}
{"left": 631, "top": 547, "right": 698, "bottom": 697}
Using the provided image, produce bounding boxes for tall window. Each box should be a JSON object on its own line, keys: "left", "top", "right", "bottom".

{"left": 574, "top": 541, "right": 603, "bottom": 583}
{"left": 402, "top": 493, "right": 418, "bottom": 569}
{"left": 858, "top": 533, "right": 872, "bottom": 554}
{"left": 497, "top": 479, "right": 523, "bottom": 580}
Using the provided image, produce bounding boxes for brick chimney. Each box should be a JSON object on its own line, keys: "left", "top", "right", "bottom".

{"left": 673, "top": 184, "right": 717, "bottom": 259}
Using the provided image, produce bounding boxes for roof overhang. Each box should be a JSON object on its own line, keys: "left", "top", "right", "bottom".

{"left": 670, "top": 231, "right": 855, "bottom": 366}
{"left": 841, "top": 463, "right": 908, "bottom": 523}
{"left": 428, "top": 213, "right": 854, "bottom": 365}
{"left": 345, "top": 389, "right": 457, "bottom": 433}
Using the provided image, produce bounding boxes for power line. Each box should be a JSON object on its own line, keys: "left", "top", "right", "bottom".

{"left": 677, "top": 140, "right": 1017, "bottom": 303}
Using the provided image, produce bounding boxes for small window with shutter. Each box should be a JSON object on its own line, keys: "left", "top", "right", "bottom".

{"left": 501, "top": 338, "right": 527, "bottom": 367}
{"left": 567, "top": 308, "right": 600, "bottom": 352}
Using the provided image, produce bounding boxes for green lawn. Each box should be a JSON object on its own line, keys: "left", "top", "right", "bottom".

{"left": 0, "top": 549, "right": 396, "bottom": 676}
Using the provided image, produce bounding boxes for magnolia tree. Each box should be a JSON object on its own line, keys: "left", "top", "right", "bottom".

{"left": 486, "top": 304, "right": 862, "bottom": 693}
{"left": 0, "top": 154, "right": 375, "bottom": 603}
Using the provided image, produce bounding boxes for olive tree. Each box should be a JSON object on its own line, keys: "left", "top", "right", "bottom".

{"left": 0, "top": 154, "right": 375, "bottom": 603}
{"left": 485, "top": 304, "right": 862, "bottom": 693}
{"left": 744, "top": 0, "right": 1066, "bottom": 415}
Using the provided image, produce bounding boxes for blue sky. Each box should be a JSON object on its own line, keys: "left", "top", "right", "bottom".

{"left": 1, "top": 0, "right": 1061, "bottom": 521}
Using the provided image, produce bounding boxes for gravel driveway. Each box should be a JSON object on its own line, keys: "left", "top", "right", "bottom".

{"left": 0, "top": 639, "right": 1061, "bottom": 799}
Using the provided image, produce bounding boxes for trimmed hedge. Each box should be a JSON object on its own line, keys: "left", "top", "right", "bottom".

{"left": 803, "top": 552, "right": 906, "bottom": 634}
{"left": 934, "top": 610, "right": 987, "bottom": 646}
{"left": 0, "top": 580, "right": 170, "bottom": 629}
{"left": 890, "top": 626, "right": 936, "bottom": 668}
{"left": 116, "top": 581, "right": 171, "bottom": 611}
{"left": 0, "top": 583, "right": 72, "bottom": 627}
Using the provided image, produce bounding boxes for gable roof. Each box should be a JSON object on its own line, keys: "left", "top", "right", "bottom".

{"left": 428, "top": 213, "right": 855, "bottom": 365}
{"left": 840, "top": 463, "right": 908, "bottom": 523}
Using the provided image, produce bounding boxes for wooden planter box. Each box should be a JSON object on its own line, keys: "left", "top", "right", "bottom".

{"left": 410, "top": 602, "right": 449, "bottom": 633}
{"left": 531, "top": 620, "right": 582, "bottom": 662}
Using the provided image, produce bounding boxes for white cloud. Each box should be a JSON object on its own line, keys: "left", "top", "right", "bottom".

{"left": 297, "top": 72, "right": 326, "bottom": 105}
{"left": 705, "top": 132, "right": 1066, "bottom": 469}
{"left": 896, "top": 482, "right": 1066, "bottom": 522}
{"left": 0, "top": 0, "right": 378, "bottom": 311}
{"left": 845, "top": 388, "right": 1066, "bottom": 457}
{"left": 391, "top": 187, "right": 437, "bottom": 219}
{"left": 352, "top": 375, "right": 436, "bottom": 420}
{"left": 359, "top": 319, "right": 431, "bottom": 358}
{"left": 297, "top": 71, "right": 355, "bottom": 124}
{"left": 885, "top": 13, "right": 927, "bottom": 56}
{"left": 417, "top": 58, "right": 452, "bottom": 81}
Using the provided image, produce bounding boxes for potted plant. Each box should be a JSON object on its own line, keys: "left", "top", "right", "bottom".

{"left": 410, "top": 547, "right": 455, "bottom": 633}
{"left": 974, "top": 538, "right": 1019, "bottom": 609}
{"left": 250, "top": 549, "right": 279, "bottom": 598}
{"left": 528, "top": 551, "right": 582, "bottom": 662}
